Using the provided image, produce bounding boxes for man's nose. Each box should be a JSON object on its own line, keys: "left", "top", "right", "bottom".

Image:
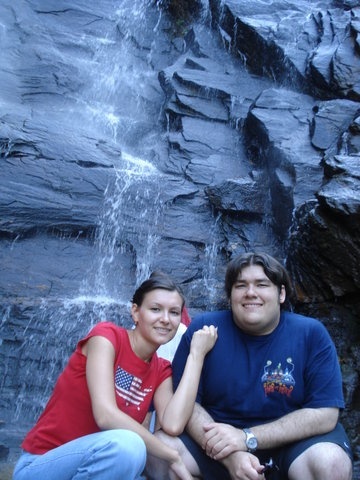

{"left": 245, "top": 284, "right": 256, "bottom": 295}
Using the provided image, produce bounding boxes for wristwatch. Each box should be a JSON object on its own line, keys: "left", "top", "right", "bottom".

{"left": 243, "top": 428, "right": 258, "bottom": 453}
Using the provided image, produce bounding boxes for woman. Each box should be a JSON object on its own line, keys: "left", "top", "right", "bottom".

{"left": 13, "top": 271, "right": 217, "bottom": 480}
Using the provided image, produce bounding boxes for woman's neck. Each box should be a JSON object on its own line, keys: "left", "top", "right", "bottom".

{"left": 127, "top": 329, "right": 155, "bottom": 362}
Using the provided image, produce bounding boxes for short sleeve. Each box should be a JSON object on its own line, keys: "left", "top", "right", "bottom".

{"left": 76, "top": 322, "right": 120, "bottom": 351}
{"left": 155, "top": 356, "right": 173, "bottom": 387}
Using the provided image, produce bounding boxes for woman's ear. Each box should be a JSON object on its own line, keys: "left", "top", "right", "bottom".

{"left": 279, "top": 285, "right": 286, "bottom": 304}
{"left": 131, "top": 303, "right": 139, "bottom": 326}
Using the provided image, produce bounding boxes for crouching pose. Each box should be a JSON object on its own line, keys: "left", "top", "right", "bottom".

{"left": 13, "top": 271, "right": 217, "bottom": 480}
{"left": 146, "top": 253, "right": 353, "bottom": 480}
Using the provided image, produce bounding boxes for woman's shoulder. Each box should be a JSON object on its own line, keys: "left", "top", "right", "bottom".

{"left": 77, "top": 321, "right": 125, "bottom": 349}
{"left": 150, "top": 353, "right": 172, "bottom": 384}
{"left": 154, "top": 354, "right": 172, "bottom": 369}
{"left": 86, "top": 321, "right": 126, "bottom": 338}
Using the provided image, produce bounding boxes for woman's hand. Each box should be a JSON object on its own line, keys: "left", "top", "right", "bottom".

{"left": 169, "top": 455, "right": 194, "bottom": 480}
{"left": 222, "top": 451, "right": 265, "bottom": 480}
{"left": 190, "top": 325, "right": 218, "bottom": 358}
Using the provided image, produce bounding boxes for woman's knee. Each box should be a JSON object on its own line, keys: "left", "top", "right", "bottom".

{"left": 118, "top": 429, "right": 146, "bottom": 454}
{"left": 106, "top": 429, "right": 146, "bottom": 461}
{"left": 98, "top": 430, "right": 147, "bottom": 478}
{"left": 84, "top": 430, "right": 147, "bottom": 472}
{"left": 13, "top": 431, "right": 147, "bottom": 480}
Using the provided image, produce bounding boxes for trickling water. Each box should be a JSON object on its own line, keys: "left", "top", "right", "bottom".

{"left": 0, "top": 0, "right": 272, "bottom": 426}
{"left": 203, "top": 213, "right": 222, "bottom": 307}
{"left": 83, "top": 151, "right": 163, "bottom": 300}
{"left": 76, "top": 0, "right": 172, "bottom": 297}
{"left": 7, "top": 0, "right": 170, "bottom": 422}
{"left": 75, "top": 1, "right": 165, "bottom": 152}
{"left": 339, "top": 132, "right": 349, "bottom": 155}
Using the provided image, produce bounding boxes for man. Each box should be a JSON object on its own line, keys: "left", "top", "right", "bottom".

{"left": 146, "top": 252, "right": 353, "bottom": 479}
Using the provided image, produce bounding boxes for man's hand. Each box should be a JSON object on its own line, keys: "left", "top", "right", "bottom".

{"left": 222, "top": 450, "right": 265, "bottom": 480}
{"left": 203, "top": 422, "right": 244, "bottom": 460}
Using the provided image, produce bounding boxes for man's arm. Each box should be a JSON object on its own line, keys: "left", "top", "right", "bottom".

{"left": 186, "top": 402, "right": 265, "bottom": 478}
{"left": 204, "top": 406, "right": 339, "bottom": 460}
{"left": 186, "top": 402, "right": 214, "bottom": 443}
{"left": 252, "top": 406, "right": 339, "bottom": 448}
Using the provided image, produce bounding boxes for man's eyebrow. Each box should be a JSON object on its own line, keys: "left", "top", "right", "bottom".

{"left": 236, "top": 277, "right": 271, "bottom": 282}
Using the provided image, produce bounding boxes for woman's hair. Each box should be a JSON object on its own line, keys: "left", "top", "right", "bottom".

{"left": 224, "top": 252, "right": 293, "bottom": 300}
{"left": 132, "top": 271, "right": 185, "bottom": 309}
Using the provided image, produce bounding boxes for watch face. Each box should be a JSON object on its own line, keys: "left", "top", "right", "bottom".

{"left": 247, "top": 437, "right": 257, "bottom": 449}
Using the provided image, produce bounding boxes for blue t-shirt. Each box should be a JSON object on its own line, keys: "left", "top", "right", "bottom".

{"left": 172, "top": 310, "right": 344, "bottom": 428}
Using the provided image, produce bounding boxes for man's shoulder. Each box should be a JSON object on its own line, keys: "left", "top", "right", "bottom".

{"left": 188, "top": 311, "right": 238, "bottom": 339}
{"left": 281, "top": 310, "right": 326, "bottom": 332}
{"left": 192, "top": 309, "right": 232, "bottom": 326}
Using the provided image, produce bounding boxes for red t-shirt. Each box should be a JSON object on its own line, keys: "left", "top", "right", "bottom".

{"left": 22, "top": 322, "right": 172, "bottom": 454}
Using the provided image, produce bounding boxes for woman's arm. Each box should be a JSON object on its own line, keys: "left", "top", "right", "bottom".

{"left": 154, "top": 325, "right": 218, "bottom": 436}
{"left": 85, "top": 335, "right": 191, "bottom": 477}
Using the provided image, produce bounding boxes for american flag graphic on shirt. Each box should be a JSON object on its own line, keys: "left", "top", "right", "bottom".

{"left": 114, "top": 366, "right": 150, "bottom": 406}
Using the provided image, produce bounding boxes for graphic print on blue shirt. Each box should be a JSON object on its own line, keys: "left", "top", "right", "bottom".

{"left": 261, "top": 357, "right": 295, "bottom": 397}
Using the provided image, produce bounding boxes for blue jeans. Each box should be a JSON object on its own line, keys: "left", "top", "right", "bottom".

{"left": 12, "top": 429, "right": 147, "bottom": 480}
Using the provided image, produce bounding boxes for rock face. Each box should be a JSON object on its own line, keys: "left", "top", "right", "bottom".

{"left": 0, "top": 0, "right": 359, "bottom": 474}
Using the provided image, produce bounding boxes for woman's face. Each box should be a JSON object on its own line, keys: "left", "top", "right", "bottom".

{"left": 131, "top": 288, "right": 183, "bottom": 346}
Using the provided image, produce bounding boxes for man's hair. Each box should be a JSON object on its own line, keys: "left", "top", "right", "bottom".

{"left": 224, "top": 252, "right": 293, "bottom": 300}
{"left": 132, "top": 271, "right": 185, "bottom": 309}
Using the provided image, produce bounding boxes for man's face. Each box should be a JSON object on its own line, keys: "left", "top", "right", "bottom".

{"left": 230, "top": 264, "right": 286, "bottom": 336}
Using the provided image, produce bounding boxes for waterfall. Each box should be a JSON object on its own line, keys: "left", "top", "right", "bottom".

{"left": 4, "top": 0, "right": 228, "bottom": 423}
{"left": 81, "top": 5, "right": 163, "bottom": 147}
{"left": 1, "top": 1, "right": 359, "bottom": 471}
{"left": 80, "top": 0, "right": 169, "bottom": 295}
{"left": 83, "top": 152, "right": 163, "bottom": 300}
{"left": 7, "top": 0, "right": 169, "bottom": 423}
{"left": 2, "top": 0, "right": 268, "bottom": 425}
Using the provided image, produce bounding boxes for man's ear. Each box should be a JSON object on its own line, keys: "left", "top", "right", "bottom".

{"left": 279, "top": 285, "right": 286, "bottom": 304}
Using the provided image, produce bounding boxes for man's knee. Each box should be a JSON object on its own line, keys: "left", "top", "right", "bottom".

{"left": 288, "top": 442, "right": 352, "bottom": 480}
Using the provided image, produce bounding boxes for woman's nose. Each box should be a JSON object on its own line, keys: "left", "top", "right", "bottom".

{"left": 160, "top": 311, "right": 170, "bottom": 322}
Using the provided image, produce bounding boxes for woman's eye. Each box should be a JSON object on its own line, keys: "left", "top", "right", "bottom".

{"left": 170, "top": 310, "right": 181, "bottom": 316}
{"left": 150, "top": 307, "right": 160, "bottom": 312}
